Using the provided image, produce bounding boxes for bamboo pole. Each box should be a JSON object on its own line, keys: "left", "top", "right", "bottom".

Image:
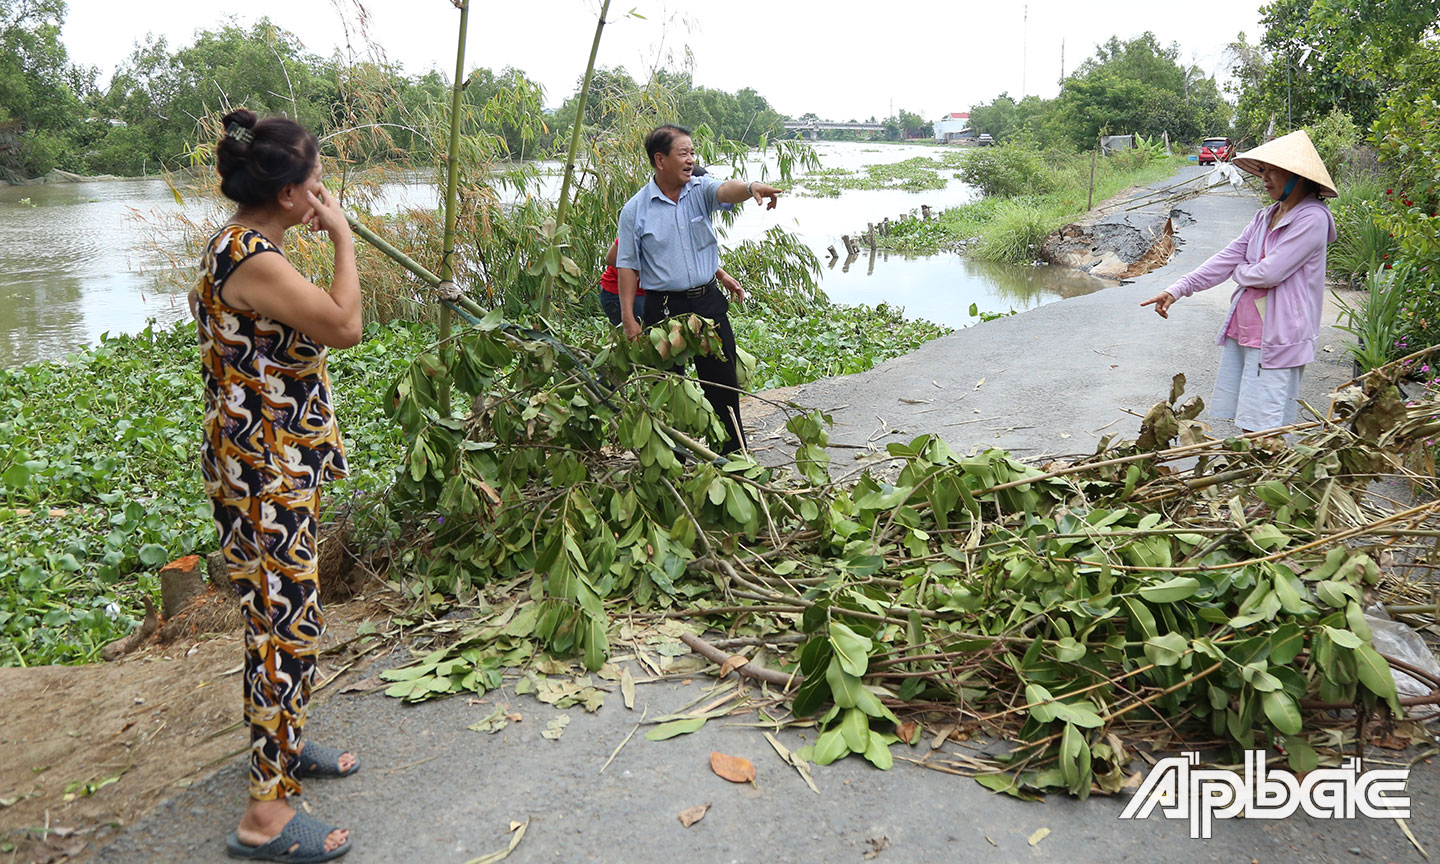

{"left": 346, "top": 216, "right": 439, "bottom": 287}
{"left": 540, "top": 0, "right": 612, "bottom": 313}
{"left": 437, "top": 0, "right": 471, "bottom": 417}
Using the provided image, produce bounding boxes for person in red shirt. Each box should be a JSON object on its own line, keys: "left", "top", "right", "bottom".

{"left": 598, "top": 237, "right": 644, "bottom": 326}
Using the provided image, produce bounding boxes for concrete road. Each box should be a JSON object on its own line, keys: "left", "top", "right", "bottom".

{"left": 92, "top": 174, "right": 1439, "bottom": 864}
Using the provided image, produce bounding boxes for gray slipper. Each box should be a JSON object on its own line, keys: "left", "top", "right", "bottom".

{"left": 225, "top": 811, "right": 351, "bottom": 863}
{"left": 292, "top": 742, "right": 359, "bottom": 780}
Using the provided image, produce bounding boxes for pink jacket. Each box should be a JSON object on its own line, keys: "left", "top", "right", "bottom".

{"left": 1165, "top": 197, "right": 1336, "bottom": 369}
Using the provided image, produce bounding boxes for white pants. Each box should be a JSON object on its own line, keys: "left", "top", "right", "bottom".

{"left": 1211, "top": 338, "right": 1304, "bottom": 431}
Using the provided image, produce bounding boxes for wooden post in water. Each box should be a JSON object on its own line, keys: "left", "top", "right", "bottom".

{"left": 842, "top": 235, "right": 857, "bottom": 255}
{"left": 922, "top": 204, "right": 932, "bottom": 221}
{"left": 1087, "top": 141, "right": 1098, "bottom": 210}
{"left": 827, "top": 244, "right": 838, "bottom": 260}
{"left": 867, "top": 223, "right": 876, "bottom": 250}
{"left": 882, "top": 217, "right": 890, "bottom": 238}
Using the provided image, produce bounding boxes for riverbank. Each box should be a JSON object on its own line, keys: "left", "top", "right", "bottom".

{"left": 875, "top": 150, "right": 1186, "bottom": 263}
{"left": 8, "top": 168, "right": 133, "bottom": 185}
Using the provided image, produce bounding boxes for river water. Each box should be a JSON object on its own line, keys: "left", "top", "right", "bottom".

{"left": 0, "top": 142, "right": 1110, "bottom": 368}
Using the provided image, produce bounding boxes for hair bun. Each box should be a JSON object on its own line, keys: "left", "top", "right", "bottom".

{"left": 214, "top": 110, "right": 319, "bottom": 206}
{"left": 221, "top": 108, "right": 258, "bottom": 131}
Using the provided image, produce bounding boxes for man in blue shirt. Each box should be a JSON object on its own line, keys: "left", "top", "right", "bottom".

{"left": 616, "top": 124, "right": 781, "bottom": 455}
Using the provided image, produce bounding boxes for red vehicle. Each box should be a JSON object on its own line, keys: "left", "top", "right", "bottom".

{"left": 1199, "top": 137, "right": 1234, "bottom": 165}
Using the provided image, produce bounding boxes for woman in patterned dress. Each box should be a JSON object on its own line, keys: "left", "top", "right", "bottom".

{"left": 189, "top": 108, "right": 361, "bottom": 863}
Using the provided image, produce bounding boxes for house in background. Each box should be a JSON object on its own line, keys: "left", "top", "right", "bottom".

{"left": 934, "top": 112, "right": 973, "bottom": 143}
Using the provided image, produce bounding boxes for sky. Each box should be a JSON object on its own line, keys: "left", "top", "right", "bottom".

{"left": 61, "top": 0, "right": 1265, "bottom": 121}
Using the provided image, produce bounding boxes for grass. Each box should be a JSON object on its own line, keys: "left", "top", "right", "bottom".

{"left": 0, "top": 302, "right": 946, "bottom": 666}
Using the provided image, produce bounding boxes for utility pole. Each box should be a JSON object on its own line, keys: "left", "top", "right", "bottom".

{"left": 1021, "top": 4, "right": 1028, "bottom": 97}
{"left": 1059, "top": 39, "right": 1065, "bottom": 86}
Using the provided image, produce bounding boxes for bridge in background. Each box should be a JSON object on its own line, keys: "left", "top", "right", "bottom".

{"left": 783, "top": 120, "right": 884, "bottom": 138}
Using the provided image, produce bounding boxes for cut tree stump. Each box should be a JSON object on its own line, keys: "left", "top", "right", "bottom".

{"left": 160, "top": 555, "right": 207, "bottom": 619}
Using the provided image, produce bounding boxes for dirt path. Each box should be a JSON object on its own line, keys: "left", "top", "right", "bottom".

{"left": 0, "top": 600, "right": 386, "bottom": 864}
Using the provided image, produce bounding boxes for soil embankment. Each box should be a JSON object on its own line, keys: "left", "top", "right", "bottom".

{"left": 1038, "top": 166, "right": 1216, "bottom": 280}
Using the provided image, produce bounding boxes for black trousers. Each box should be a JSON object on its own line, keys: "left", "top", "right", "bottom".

{"left": 643, "top": 288, "right": 746, "bottom": 455}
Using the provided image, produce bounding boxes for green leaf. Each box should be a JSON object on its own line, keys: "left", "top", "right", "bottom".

{"left": 1059, "top": 722, "right": 1092, "bottom": 797}
{"left": 1143, "top": 633, "right": 1187, "bottom": 667}
{"left": 1241, "top": 661, "right": 1283, "bottom": 692}
{"left": 1137, "top": 576, "right": 1199, "bottom": 603}
{"left": 645, "top": 717, "right": 707, "bottom": 741}
{"left": 1053, "top": 637, "right": 1087, "bottom": 663}
{"left": 1123, "top": 597, "right": 1158, "bottom": 639}
{"left": 825, "top": 656, "right": 863, "bottom": 708}
{"left": 974, "top": 773, "right": 1043, "bottom": 801}
{"left": 1353, "top": 643, "right": 1399, "bottom": 709}
{"left": 854, "top": 485, "right": 913, "bottom": 510}
{"left": 813, "top": 727, "right": 849, "bottom": 765}
{"left": 1025, "top": 683, "right": 1058, "bottom": 723}
{"left": 1, "top": 463, "right": 30, "bottom": 490}
{"left": 840, "top": 707, "right": 870, "bottom": 753}
{"left": 1281, "top": 735, "right": 1318, "bottom": 772}
{"left": 1248, "top": 523, "right": 1290, "bottom": 551}
{"left": 1269, "top": 623, "right": 1304, "bottom": 665}
{"left": 862, "top": 732, "right": 894, "bottom": 770}
{"left": 1316, "top": 580, "right": 1359, "bottom": 608}
{"left": 725, "top": 488, "right": 755, "bottom": 525}
{"left": 1345, "top": 602, "right": 1373, "bottom": 642}
{"left": 851, "top": 684, "right": 899, "bottom": 723}
{"left": 1262, "top": 690, "right": 1302, "bottom": 735}
{"left": 1272, "top": 571, "right": 1312, "bottom": 614}
{"left": 1322, "top": 625, "right": 1363, "bottom": 649}
{"left": 829, "top": 621, "right": 872, "bottom": 677}
{"left": 583, "top": 615, "right": 607, "bottom": 672}
{"left": 138, "top": 544, "right": 169, "bottom": 567}
{"left": 1053, "top": 701, "right": 1105, "bottom": 729}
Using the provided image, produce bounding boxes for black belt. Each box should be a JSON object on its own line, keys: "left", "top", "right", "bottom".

{"left": 659, "top": 278, "right": 716, "bottom": 299}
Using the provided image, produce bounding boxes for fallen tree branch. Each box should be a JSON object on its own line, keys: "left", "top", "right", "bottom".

{"left": 680, "top": 632, "right": 803, "bottom": 689}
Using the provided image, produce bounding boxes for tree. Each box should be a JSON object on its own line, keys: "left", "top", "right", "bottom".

{"left": 92, "top": 19, "right": 333, "bottom": 172}
{"left": 968, "top": 93, "right": 1049, "bottom": 143}
{"left": 1045, "top": 33, "right": 1230, "bottom": 149}
{"left": 0, "top": 0, "right": 88, "bottom": 176}
{"left": 1232, "top": 0, "right": 1440, "bottom": 140}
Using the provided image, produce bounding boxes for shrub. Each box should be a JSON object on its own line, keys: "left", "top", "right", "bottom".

{"left": 1304, "top": 108, "right": 1360, "bottom": 183}
{"left": 960, "top": 145, "right": 1054, "bottom": 198}
{"left": 970, "top": 199, "right": 1053, "bottom": 263}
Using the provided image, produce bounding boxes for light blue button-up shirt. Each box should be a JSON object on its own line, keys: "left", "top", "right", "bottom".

{"left": 616, "top": 175, "right": 729, "bottom": 293}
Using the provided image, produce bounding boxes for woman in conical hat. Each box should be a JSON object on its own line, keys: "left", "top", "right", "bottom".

{"left": 1141, "top": 130, "right": 1338, "bottom": 432}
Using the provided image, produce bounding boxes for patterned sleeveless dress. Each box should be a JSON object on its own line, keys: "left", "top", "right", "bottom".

{"left": 196, "top": 225, "right": 348, "bottom": 498}
{"left": 194, "top": 223, "right": 349, "bottom": 800}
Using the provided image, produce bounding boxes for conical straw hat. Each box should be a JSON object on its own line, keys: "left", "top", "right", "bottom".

{"left": 1231, "top": 129, "right": 1337, "bottom": 198}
